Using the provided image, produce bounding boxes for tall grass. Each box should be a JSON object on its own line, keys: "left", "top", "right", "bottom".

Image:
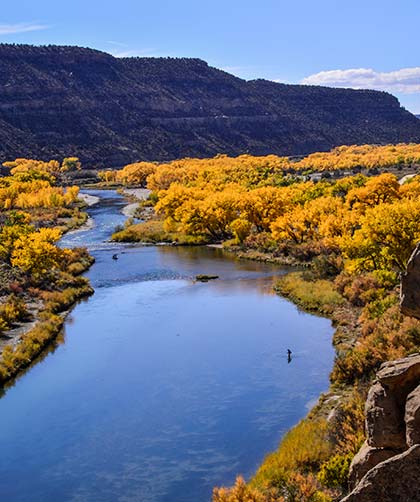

{"left": 112, "top": 220, "right": 209, "bottom": 245}
{"left": 275, "top": 272, "right": 344, "bottom": 315}
{"left": 0, "top": 283, "right": 94, "bottom": 384}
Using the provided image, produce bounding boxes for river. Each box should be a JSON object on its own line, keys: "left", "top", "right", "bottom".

{"left": 0, "top": 190, "right": 335, "bottom": 502}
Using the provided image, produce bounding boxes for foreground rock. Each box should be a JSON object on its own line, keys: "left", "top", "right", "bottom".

{"left": 346, "top": 354, "right": 420, "bottom": 498}
{"left": 405, "top": 384, "right": 420, "bottom": 447}
{"left": 348, "top": 441, "right": 400, "bottom": 488}
{"left": 365, "top": 381, "right": 406, "bottom": 450}
{"left": 343, "top": 445, "right": 420, "bottom": 502}
{"left": 400, "top": 243, "right": 420, "bottom": 318}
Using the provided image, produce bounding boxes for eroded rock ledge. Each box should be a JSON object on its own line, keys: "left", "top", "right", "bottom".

{"left": 343, "top": 353, "right": 420, "bottom": 501}
{"left": 343, "top": 243, "right": 420, "bottom": 501}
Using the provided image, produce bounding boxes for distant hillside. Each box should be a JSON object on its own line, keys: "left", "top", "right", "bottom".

{"left": 1, "top": 44, "right": 420, "bottom": 167}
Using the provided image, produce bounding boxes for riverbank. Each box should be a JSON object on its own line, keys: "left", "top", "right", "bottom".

{"left": 0, "top": 288, "right": 94, "bottom": 385}
{"left": 0, "top": 256, "right": 94, "bottom": 386}
{"left": 78, "top": 192, "right": 100, "bottom": 207}
{"left": 0, "top": 185, "right": 98, "bottom": 385}
{"left": 215, "top": 259, "right": 420, "bottom": 501}
{"left": 243, "top": 272, "right": 364, "bottom": 501}
{"left": 119, "top": 187, "right": 151, "bottom": 217}
{"left": 112, "top": 217, "right": 393, "bottom": 500}
{"left": 108, "top": 189, "right": 363, "bottom": 499}
{"left": 0, "top": 189, "right": 338, "bottom": 502}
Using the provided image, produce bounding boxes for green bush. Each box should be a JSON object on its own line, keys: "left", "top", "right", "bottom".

{"left": 318, "top": 453, "right": 353, "bottom": 489}
{"left": 362, "top": 294, "right": 398, "bottom": 320}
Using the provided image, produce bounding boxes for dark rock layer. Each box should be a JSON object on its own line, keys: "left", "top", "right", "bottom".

{"left": 1, "top": 44, "right": 420, "bottom": 167}
{"left": 401, "top": 244, "right": 420, "bottom": 319}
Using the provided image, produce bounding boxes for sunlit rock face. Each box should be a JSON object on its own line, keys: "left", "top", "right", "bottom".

{"left": 345, "top": 251, "right": 420, "bottom": 501}
{"left": 406, "top": 384, "right": 420, "bottom": 447}
{"left": 345, "top": 352, "right": 420, "bottom": 500}
{"left": 1, "top": 44, "right": 420, "bottom": 168}
{"left": 344, "top": 444, "right": 420, "bottom": 502}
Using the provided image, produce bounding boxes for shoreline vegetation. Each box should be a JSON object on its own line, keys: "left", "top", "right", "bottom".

{"left": 98, "top": 143, "right": 420, "bottom": 501}
{"left": 0, "top": 158, "right": 94, "bottom": 385}
{"left": 2, "top": 144, "right": 420, "bottom": 499}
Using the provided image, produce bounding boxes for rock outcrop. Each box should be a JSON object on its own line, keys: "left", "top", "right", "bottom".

{"left": 344, "top": 354, "right": 420, "bottom": 500}
{"left": 1, "top": 44, "right": 420, "bottom": 167}
{"left": 343, "top": 250, "right": 420, "bottom": 501}
{"left": 347, "top": 441, "right": 401, "bottom": 488}
{"left": 365, "top": 381, "right": 406, "bottom": 450}
{"left": 344, "top": 444, "right": 420, "bottom": 502}
{"left": 401, "top": 243, "right": 420, "bottom": 318}
{"left": 406, "top": 384, "right": 420, "bottom": 447}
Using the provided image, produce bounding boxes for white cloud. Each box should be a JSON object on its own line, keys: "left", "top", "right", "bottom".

{"left": 221, "top": 65, "right": 250, "bottom": 73}
{"left": 301, "top": 67, "right": 420, "bottom": 94}
{"left": 106, "top": 41, "right": 129, "bottom": 48}
{"left": 0, "top": 22, "right": 49, "bottom": 35}
{"left": 109, "top": 47, "right": 159, "bottom": 58}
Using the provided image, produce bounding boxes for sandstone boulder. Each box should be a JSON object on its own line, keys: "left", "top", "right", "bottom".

{"left": 348, "top": 441, "right": 401, "bottom": 489}
{"left": 342, "top": 444, "right": 420, "bottom": 502}
{"left": 365, "top": 382, "right": 406, "bottom": 449}
{"left": 376, "top": 353, "right": 420, "bottom": 405}
{"left": 401, "top": 243, "right": 420, "bottom": 319}
{"left": 405, "top": 383, "right": 420, "bottom": 447}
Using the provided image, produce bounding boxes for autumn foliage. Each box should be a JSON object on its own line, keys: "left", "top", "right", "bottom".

{"left": 118, "top": 164, "right": 420, "bottom": 277}
{"left": 4, "top": 145, "right": 420, "bottom": 500}
{"left": 0, "top": 158, "right": 93, "bottom": 383}
{"left": 106, "top": 144, "right": 420, "bottom": 501}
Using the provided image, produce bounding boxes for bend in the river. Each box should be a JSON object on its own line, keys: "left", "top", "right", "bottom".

{"left": 0, "top": 190, "right": 335, "bottom": 502}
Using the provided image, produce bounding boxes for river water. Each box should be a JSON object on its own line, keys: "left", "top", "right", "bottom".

{"left": 0, "top": 190, "right": 334, "bottom": 502}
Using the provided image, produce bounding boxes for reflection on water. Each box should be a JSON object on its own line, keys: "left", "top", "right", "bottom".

{"left": 0, "top": 190, "right": 335, "bottom": 502}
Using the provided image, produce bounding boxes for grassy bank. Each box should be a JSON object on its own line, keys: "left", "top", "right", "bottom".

{"left": 214, "top": 265, "right": 419, "bottom": 501}
{"left": 112, "top": 219, "right": 210, "bottom": 245}
{"left": 0, "top": 281, "right": 93, "bottom": 384}
{"left": 213, "top": 272, "right": 361, "bottom": 501}
{"left": 274, "top": 273, "right": 344, "bottom": 315}
{"left": 0, "top": 250, "right": 95, "bottom": 385}
{"left": 0, "top": 158, "right": 96, "bottom": 386}
{"left": 29, "top": 148, "right": 420, "bottom": 500}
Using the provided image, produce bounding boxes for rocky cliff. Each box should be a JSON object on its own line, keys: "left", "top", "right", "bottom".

{"left": 342, "top": 245, "right": 420, "bottom": 501}
{"left": 343, "top": 354, "right": 420, "bottom": 501}
{"left": 1, "top": 44, "right": 420, "bottom": 167}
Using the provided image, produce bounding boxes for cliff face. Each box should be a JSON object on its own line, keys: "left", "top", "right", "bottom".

{"left": 342, "top": 245, "right": 420, "bottom": 501}
{"left": 343, "top": 354, "right": 420, "bottom": 502}
{"left": 1, "top": 44, "right": 420, "bottom": 167}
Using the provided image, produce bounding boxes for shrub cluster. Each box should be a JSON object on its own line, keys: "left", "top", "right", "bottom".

{"left": 0, "top": 158, "right": 94, "bottom": 384}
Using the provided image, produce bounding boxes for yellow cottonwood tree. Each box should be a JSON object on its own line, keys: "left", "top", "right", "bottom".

{"left": 346, "top": 173, "right": 400, "bottom": 211}
{"left": 11, "top": 228, "right": 63, "bottom": 281}
{"left": 341, "top": 199, "right": 420, "bottom": 271}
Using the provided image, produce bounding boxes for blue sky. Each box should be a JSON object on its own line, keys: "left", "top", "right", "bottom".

{"left": 2, "top": 0, "right": 420, "bottom": 112}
